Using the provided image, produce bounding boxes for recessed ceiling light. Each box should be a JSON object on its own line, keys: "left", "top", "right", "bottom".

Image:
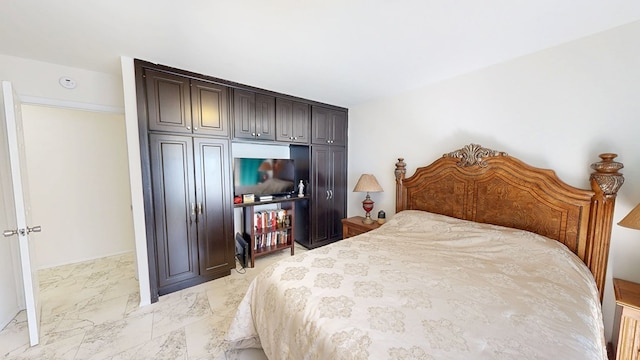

{"left": 59, "top": 77, "right": 77, "bottom": 89}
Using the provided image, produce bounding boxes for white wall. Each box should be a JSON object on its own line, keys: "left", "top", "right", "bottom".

{"left": 348, "top": 21, "right": 640, "bottom": 341}
{"left": 21, "top": 105, "right": 134, "bottom": 268}
{"left": 0, "top": 54, "right": 124, "bottom": 110}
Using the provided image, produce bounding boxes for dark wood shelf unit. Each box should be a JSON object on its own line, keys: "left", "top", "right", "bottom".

{"left": 233, "top": 196, "right": 308, "bottom": 208}
{"left": 237, "top": 197, "right": 308, "bottom": 267}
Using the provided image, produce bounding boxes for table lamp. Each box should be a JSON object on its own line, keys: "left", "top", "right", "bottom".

{"left": 619, "top": 202, "right": 640, "bottom": 230}
{"left": 353, "top": 174, "right": 383, "bottom": 224}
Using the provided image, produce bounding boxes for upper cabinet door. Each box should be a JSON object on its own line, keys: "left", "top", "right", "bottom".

{"left": 276, "top": 99, "right": 310, "bottom": 144}
{"left": 311, "top": 106, "right": 330, "bottom": 145}
{"left": 311, "top": 106, "right": 347, "bottom": 146}
{"left": 232, "top": 89, "right": 256, "bottom": 140}
{"left": 329, "top": 110, "right": 347, "bottom": 146}
{"left": 145, "top": 69, "right": 192, "bottom": 134}
{"left": 292, "top": 101, "right": 310, "bottom": 143}
{"left": 255, "top": 94, "right": 275, "bottom": 140}
{"left": 191, "top": 80, "right": 229, "bottom": 137}
{"left": 275, "top": 98, "right": 293, "bottom": 142}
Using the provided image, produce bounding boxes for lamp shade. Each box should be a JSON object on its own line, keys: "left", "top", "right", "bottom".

{"left": 619, "top": 203, "right": 640, "bottom": 230}
{"left": 353, "top": 174, "right": 383, "bottom": 193}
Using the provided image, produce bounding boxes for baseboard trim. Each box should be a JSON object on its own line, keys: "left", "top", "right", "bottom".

{"left": 37, "top": 250, "right": 135, "bottom": 271}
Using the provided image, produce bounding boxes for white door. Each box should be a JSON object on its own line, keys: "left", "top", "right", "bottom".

{"left": 0, "top": 85, "right": 20, "bottom": 331}
{"left": 0, "top": 81, "right": 40, "bottom": 346}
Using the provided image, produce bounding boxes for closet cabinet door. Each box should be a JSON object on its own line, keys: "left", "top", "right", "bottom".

{"left": 193, "top": 138, "right": 234, "bottom": 277}
{"left": 310, "top": 145, "right": 347, "bottom": 247}
{"left": 149, "top": 134, "right": 198, "bottom": 290}
{"left": 311, "top": 146, "right": 330, "bottom": 244}
{"left": 328, "top": 146, "right": 347, "bottom": 240}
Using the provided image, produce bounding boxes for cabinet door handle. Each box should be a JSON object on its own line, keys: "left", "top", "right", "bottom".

{"left": 187, "top": 126, "right": 191, "bottom": 130}
{"left": 329, "top": 189, "right": 333, "bottom": 199}
{"left": 256, "top": 133, "right": 261, "bottom": 137}
{"left": 326, "top": 190, "right": 330, "bottom": 200}
{"left": 190, "top": 203, "right": 196, "bottom": 224}
{"left": 194, "top": 127, "right": 198, "bottom": 131}
{"left": 197, "top": 202, "right": 203, "bottom": 215}
{"left": 251, "top": 132, "right": 256, "bottom": 136}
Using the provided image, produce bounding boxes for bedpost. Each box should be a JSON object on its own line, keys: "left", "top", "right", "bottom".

{"left": 395, "top": 158, "right": 406, "bottom": 213}
{"left": 587, "top": 153, "right": 624, "bottom": 301}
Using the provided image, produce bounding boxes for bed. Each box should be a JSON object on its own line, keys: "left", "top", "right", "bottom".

{"left": 224, "top": 144, "right": 624, "bottom": 359}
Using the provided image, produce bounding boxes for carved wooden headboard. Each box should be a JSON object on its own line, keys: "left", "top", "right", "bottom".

{"left": 395, "top": 144, "right": 624, "bottom": 300}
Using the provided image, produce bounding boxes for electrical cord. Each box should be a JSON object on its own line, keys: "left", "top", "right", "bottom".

{"left": 234, "top": 256, "right": 246, "bottom": 274}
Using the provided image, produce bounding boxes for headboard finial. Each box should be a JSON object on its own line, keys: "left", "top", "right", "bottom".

{"left": 444, "top": 143, "right": 508, "bottom": 168}
{"left": 590, "top": 153, "right": 624, "bottom": 195}
{"left": 395, "top": 158, "right": 406, "bottom": 181}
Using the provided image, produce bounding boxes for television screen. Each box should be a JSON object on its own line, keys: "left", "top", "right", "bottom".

{"left": 233, "top": 158, "right": 296, "bottom": 197}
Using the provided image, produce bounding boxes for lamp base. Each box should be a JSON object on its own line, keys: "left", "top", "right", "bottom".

{"left": 362, "top": 213, "right": 374, "bottom": 224}
{"left": 361, "top": 193, "right": 375, "bottom": 225}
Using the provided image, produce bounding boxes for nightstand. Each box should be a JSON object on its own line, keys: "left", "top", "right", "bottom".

{"left": 341, "top": 216, "right": 381, "bottom": 239}
{"left": 613, "top": 278, "right": 640, "bottom": 359}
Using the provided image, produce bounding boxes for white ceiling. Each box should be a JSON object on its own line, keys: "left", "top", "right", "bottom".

{"left": 1, "top": 0, "right": 640, "bottom": 107}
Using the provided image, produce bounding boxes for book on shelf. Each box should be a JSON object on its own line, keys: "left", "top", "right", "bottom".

{"left": 251, "top": 208, "right": 292, "bottom": 250}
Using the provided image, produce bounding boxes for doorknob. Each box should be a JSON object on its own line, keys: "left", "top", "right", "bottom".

{"left": 3, "top": 226, "right": 41, "bottom": 237}
{"left": 3, "top": 229, "right": 18, "bottom": 237}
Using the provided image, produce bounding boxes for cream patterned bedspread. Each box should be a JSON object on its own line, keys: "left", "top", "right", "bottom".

{"left": 224, "top": 210, "right": 607, "bottom": 359}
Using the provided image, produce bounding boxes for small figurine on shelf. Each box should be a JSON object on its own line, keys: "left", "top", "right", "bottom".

{"left": 298, "top": 180, "right": 305, "bottom": 197}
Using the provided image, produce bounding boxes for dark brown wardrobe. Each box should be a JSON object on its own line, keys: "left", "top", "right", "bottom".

{"left": 135, "top": 60, "right": 348, "bottom": 301}
{"left": 136, "top": 63, "right": 234, "bottom": 300}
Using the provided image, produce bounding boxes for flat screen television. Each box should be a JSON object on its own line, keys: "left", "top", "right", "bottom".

{"left": 233, "top": 157, "right": 296, "bottom": 197}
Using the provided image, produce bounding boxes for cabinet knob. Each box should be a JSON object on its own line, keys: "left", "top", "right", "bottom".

{"left": 257, "top": 133, "right": 261, "bottom": 137}
{"left": 187, "top": 126, "right": 191, "bottom": 130}
{"left": 194, "top": 127, "right": 198, "bottom": 131}
{"left": 251, "top": 132, "right": 256, "bottom": 136}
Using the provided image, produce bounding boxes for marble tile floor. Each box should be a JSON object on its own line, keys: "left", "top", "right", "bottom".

{"left": 1, "top": 245, "right": 306, "bottom": 359}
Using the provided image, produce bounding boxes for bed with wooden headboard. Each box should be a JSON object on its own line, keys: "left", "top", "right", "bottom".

{"left": 225, "top": 144, "right": 624, "bottom": 360}
{"left": 395, "top": 143, "right": 624, "bottom": 300}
